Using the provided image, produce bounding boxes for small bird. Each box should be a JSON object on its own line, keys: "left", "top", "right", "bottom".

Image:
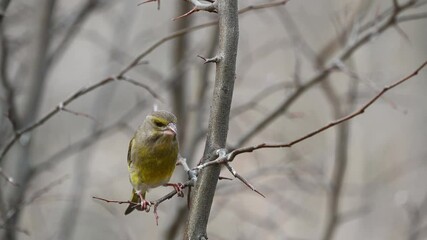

{"left": 125, "top": 110, "right": 180, "bottom": 215}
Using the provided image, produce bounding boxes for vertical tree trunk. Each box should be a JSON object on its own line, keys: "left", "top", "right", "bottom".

{"left": 183, "top": 0, "right": 239, "bottom": 239}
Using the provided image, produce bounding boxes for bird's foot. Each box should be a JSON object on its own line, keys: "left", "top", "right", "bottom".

{"left": 164, "top": 183, "right": 184, "bottom": 197}
{"left": 136, "top": 192, "right": 151, "bottom": 212}
{"left": 136, "top": 199, "right": 151, "bottom": 212}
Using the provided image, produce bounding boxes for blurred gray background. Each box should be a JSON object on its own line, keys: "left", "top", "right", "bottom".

{"left": 0, "top": 0, "right": 427, "bottom": 239}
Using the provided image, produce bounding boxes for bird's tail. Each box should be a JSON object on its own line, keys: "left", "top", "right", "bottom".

{"left": 124, "top": 189, "right": 144, "bottom": 215}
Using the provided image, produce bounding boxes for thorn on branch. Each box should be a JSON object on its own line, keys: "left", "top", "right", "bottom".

{"left": 218, "top": 176, "right": 233, "bottom": 181}
{"left": 224, "top": 163, "right": 266, "bottom": 198}
{"left": 197, "top": 54, "right": 221, "bottom": 64}
{"left": 172, "top": 0, "right": 218, "bottom": 21}
{"left": 173, "top": 6, "right": 198, "bottom": 21}
{"left": 138, "top": 0, "right": 160, "bottom": 10}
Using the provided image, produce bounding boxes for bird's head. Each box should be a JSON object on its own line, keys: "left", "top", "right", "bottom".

{"left": 140, "top": 110, "right": 178, "bottom": 143}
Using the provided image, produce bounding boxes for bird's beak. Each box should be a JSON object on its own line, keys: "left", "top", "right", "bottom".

{"left": 166, "top": 123, "right": 177, "bottom": 136}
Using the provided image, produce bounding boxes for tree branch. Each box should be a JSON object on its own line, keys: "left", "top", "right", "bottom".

{"left": 234, "top": 0, "right": 421, "bottom": 147}
{"left": 0, "top": 76, "right": 159, "bottom": 163}
{"left": 200, "top": 59, "right": 427, "bottom": 168}
{"left": 184, "top": 0, "right": 239, "bottom": 239}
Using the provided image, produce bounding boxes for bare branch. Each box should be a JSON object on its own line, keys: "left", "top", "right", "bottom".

{"left": 4, "top": 175, "right": 69, "bottom": 223}
{"left": 93, "top": 180, "right": 192, "bottom": 225}
{"left": 202, "top": 60, "right": 427, "bottom": 166}
{"left": 92, "top": 196, "right": 134, "bottom": 205}
{"left": 117, "top": 76, "right": 164, "bottom": 102}
{"left": 235, "top": 0, "right": 422, "bottom": 147}
{"left": 0, "top": 75, "right": 161, "bottom": 162}
{"left": 25, "top": 175, "right": 69, "bottom": 206}
{"left": 0, "top": 77, "right": 112, "bottom": 162}
{"left": 61, "top": 107, "right": 98, "bottom": 123}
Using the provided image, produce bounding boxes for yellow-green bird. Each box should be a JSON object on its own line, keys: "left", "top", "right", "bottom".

{"left": 125, "top": 110, "right": 180, "bottom": 215}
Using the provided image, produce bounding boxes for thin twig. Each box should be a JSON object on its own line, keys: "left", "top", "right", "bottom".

{"left": 61, "top": 108, "right": 98, "bottom": 123}
{"left": 5, "top": 175, "right": 69, "bottom": 221}
{"left": 202, "top": 60, "right": 427, "bottom": 167}
{"left": 0, "top": 77, "right": 112, "bottom": 162}
{"left": 0, "top": 75, "right": 160, "bottom": 162}
{"left": 25, "top": 175, "right": 70, "bottom": 206}
{"left": 93, "top": 180, "right": 192, "bottom": 224}
{"left": 118, "top": 76, "right": 164, "bottom": 102}
{"left": 92, "top": 196, "right": 134, "bottom": 205}
{"left": 224, "top": 163, "right": 265, "bottom": 198}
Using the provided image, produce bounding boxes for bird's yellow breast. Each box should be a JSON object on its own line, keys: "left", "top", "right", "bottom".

{"left": 129, "top": 138, "right": 178, "bottom": 188}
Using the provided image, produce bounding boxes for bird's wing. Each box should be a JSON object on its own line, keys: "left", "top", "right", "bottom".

{"left": 127, "top": 137, "right": 135, "bottom": 166}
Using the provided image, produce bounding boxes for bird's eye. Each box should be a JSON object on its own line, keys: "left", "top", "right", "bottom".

{"left": 154, "top": 120, "right": 165, "bottom": 127}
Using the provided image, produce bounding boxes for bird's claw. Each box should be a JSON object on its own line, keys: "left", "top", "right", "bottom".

{"left": 164, "top": 183, "right": 184, "bottom": 197}
{"left": 136, "top": 199, "right": 151, "bottom": 212}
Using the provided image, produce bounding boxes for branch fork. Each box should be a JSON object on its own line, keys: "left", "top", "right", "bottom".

{"left": 197, "top": 54, "right": 221, "bottom": 64}
{"left": 173, "top": 0, "right": 218, "bottom": 20}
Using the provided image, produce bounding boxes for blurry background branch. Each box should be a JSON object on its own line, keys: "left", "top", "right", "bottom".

{"left": 0, "top": 0, "right": 11, "bottom": 24}
{"left": 233, "top": 0, "right": 423, "bottom": 148}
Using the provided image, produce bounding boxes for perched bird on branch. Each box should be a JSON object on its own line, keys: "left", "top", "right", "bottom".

{"left": 125, "top": 110, "right": 181, "bottom": 215}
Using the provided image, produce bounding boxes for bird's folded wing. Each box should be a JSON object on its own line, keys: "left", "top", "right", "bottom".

{"left": 127, "top": 137, "right": 135, "bottom": 166}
